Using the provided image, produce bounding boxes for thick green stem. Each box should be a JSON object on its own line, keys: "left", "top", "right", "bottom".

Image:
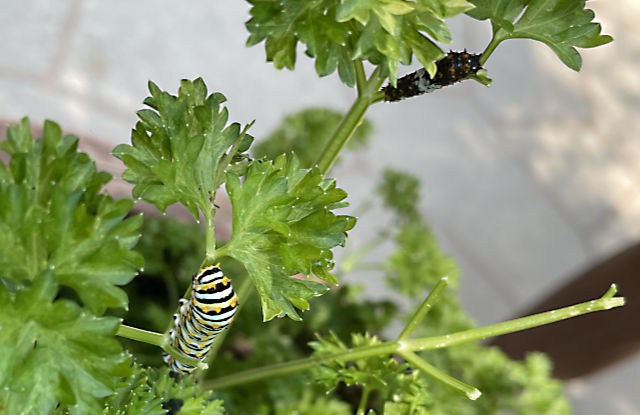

{"left": 203, "top": 205, "right": 216, "bottom": 265}
{"left": 401, "top": 351, "right": 481, "bottom": 400}
{"left": 117, "top": 324, "right": 164, "bottom": 347}
{"left": 204, "top": 285, "right": 624, "bottom": 390}
{"left": 354, "top": 61, "right": 367, "bottom": 95}
{"left": 481, "top": 30, "right": 505, "bottom": 66}
{"left": 356, "top": 386, "right": 372, "bottom": 415}
{"left": 397, "top": 277, "right": 448, "bottom": 341}
{"left": 315, "top": 68, "right": 384, "bottom": 174}
{"left": 117, "top": 323, "right": 203, "bottom": 368}
{"left": 371, "top": 90, "right": 386, "bottom": 104}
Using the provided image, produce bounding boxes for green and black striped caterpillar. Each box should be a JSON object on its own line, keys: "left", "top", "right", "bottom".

{"left": 382, "top": 50, "right": 482, "bottom": 102}
{"left": 164, "top": 264, "right": 239, "bottom": 374}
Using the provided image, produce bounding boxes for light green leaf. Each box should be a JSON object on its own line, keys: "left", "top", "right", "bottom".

{"left": 219, "top": 154, "right": 355, "bottom": 321}
{"left": 0, "top": 271, "right": 130, "bottom": 415}
{"left": 467, "top": 0, "right": 612, "bottom": 70}
{"left": 338, "top": 0, "right": 414, "bottom": 34}
{"left": 0, "top": 118, "right": 143, "bottom": 314}
{"left": 113, "top": 78, "right": 253, "bottom": 219}
{"left": 245, "top": 0, "right": 470, "bottom": 85}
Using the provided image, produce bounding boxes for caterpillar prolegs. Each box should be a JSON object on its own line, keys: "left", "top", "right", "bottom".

{"left": 163, "top": 265, "right": 238, "bottom": 374}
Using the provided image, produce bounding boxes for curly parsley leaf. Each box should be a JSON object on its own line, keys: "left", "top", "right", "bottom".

{"left": 219, "top": 154, "right": 355, "bottom": 321}
{"left": 252, "top": 107, "right": 373, "bottom": 168}
{"left": 0, "top": 271, "right": 130, "bottom": 415}
{"left": 245, "top": 0, "right": 475, "bottom": 86}
{"left": 104, "top": 365, "right": 224, "bottom": 415}
{"left": 0, "top": 118, "right": 143, "bottom": 314}
{"left": 467, "top": 0, "right": 612, "bottom": 70}
{"left": 310, "top": 332, "right": 432, "bottom": 412}
{"left": 377, "top": 168, "right": 421, "bottom": 223}
{"left": 386, "top": 222, "right": 460, "bottom": 298}
{"left": 113, "top": 78, "right": 253, "bottom": 219}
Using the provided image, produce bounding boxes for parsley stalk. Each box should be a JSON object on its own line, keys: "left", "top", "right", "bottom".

{"left": 204, "top": 284, "right": 624, "bottom": 395}
{"left": 315, "top": 63, "right": 384, "bottom": 174}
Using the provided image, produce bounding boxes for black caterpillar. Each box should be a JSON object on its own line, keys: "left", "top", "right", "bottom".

{"left": 382, "top": 51, "right": 482, "bottom": 102}
{"left": 163, "top": 264, "right": 238, "bottom": 374}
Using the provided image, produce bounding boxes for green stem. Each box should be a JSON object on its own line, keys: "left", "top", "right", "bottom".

{"left": 203, "top": 205, "right": 216, "bottom": 265}
{"left": 397, "top": 277, "right": 448, "bottom": 341}
{"left": 356, "top": 386, "right": 372, "bottom": 415}
{"left": 401, "top": 288, "right": 625, "bottom": 351}
{"left": 481, "top": 31, "right": 505, "bottom": 66}
{"left": 117, "top": 323, "right": 203, "bottom": 368}
{"left": 315, "top": 68, "right": 384, "bottom": 174}
{"left": 354, "top": 61, "right": 367, "bottom": 95}
{"left": 203, "top": 285, "right": 624, "bottom": 390}
{"left": 400, "top": 351, "right": 481, "bottom": 400}
{"left": 204, "top": 342, "right": 398, "bottom": 389}
{"left": 371, "top": 90, "right": 386, "bottom": 104}
{"left": 117, "top": 324, "right": 164, "bottom": 347}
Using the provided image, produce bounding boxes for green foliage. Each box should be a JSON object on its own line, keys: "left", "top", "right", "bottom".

{"left": 377, "top": 169, "right": 570, "bottom": 414}
{"left": 205, "top": 264, "right": 396, "bottom": 413}
{"left": 252, "top": 107, "right": 373, "bottom": 168}
{"left": 0, "top": 271, "right": 130, "bottom": 414}
{"left": 245, "top": 0, "right": 475, "bottom": 85}
{"left": 113, "top": 78, "right": 253, "bottom": 220}
{"left": 413, "top": 345, "right": 571, "bottom": 414}
{"left": 0, "top": 0, "right": 616, "bottom": 411}
{"left": 514, "top": 353, "right": 571, "bottom": 415}
{"left": 219, "top": 154, "right": 356, "bottom": 321}
{"left": 311, "top": 332, "right": 431, "bottom": 413}
{"left": 0, "top": 118, "right": 142, "bottom": 314}
{"left": 386, "top": 223, "right": 460, "bottom": 298}
{"left": 377, "top": 168, "right": 421, "bottom": 222}
{"left": 103, "top": 365, "right": 225, "bottom": 415}
{"left": 466, "top": 0, "right": 612, "bottom": 70}
{"left": 114, "top": 80, "right": 358, "bottom": 322}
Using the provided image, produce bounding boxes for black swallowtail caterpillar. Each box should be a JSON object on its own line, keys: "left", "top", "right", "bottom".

{"left": 163, "top": 264, "right": 239, "bottom": 374}
{"left": 382, "top": 50, "right": 482, "bottom": 102}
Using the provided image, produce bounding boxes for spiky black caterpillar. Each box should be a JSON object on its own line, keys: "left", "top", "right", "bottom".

{"left": 163, "top": 264, "right": 238, "bottom": 374}
{"left": 382, "top": 51, "right": 482, "bottom": 102}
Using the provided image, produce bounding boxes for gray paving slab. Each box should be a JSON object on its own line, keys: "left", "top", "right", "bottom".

{"left": 0, "top": 0, "right": 71, "bottom": 77}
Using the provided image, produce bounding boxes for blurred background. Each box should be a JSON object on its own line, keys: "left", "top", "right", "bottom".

{"left": 1, "top": 0, "right": 638, "bottom": 413}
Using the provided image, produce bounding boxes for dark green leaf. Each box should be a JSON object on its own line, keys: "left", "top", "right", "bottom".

{"left": 0, "top": 271, "right": 130, "bottom": 414}
{"left": 0, "top": 118, "right": 143, "bottom": 314}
